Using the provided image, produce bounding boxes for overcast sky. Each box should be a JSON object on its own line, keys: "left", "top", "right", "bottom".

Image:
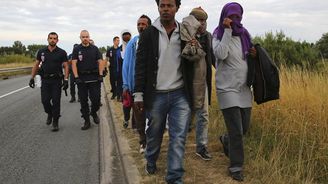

{"left": 1, "top": 0, "right": 327, "bottom": 53}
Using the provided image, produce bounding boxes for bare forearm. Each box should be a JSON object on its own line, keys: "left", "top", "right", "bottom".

{"left": 30, "top": 62, "right": 40, "bottom": 79}
{"left": 63, "top": 62, "right": 69, "bottom": 80}
{"left": 98, "top": 59, "right": 104, "bottom": 75}
{"left": 72, "top": 60, "right": 78, "bottom": 78}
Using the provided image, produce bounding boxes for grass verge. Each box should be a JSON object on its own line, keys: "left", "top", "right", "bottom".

{"left": 103, "top": 64, "right": 328, "bottom": 183}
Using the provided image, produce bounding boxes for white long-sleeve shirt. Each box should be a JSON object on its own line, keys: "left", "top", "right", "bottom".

{"left": 213, "top": 28, "right": 252, "bottom": 109}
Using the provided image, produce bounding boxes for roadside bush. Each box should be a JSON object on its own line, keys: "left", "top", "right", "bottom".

{"left": 0, "top": 54, "right": 34, "bottom": 65}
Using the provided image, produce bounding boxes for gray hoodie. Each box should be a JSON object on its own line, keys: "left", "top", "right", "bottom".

{"left": 213, "top": 28, "right": 252, "bottom": 109}
{"left": 152, "top": 17, "right": 184, "bottom": 91}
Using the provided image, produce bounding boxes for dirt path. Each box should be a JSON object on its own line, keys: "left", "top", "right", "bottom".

{"left": 103, "top": 80, "right": 252, "bottom": 184}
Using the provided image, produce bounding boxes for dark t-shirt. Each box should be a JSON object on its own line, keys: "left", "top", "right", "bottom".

{"left": 72, "top": 44, "right": 101, "bottom": 81}
{"left": 37, "top": 46, "right": 68, "bottom": 75}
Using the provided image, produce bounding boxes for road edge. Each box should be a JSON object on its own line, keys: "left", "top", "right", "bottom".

{"left": 99, "top": 83, "right": 140, "bottom": 184}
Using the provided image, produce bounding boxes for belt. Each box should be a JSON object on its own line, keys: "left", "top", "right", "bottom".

{"left": 42, "top": 73, "right": 63, "bottom": 79}
{"left": 78, "top": 69, "right": 98, "bottom": 75}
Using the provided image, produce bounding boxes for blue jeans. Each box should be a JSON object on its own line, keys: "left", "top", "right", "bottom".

{"left": 194, "top": 100, "right": 209, "bottom": 152}
{"left": 145, "top": 88, "right": 191, "bottom": 184}
{"left": 194, "top": 87, "right": 209, "bottom": 152}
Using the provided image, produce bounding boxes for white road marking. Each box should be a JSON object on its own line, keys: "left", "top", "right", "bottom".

{"left": 0, "top": 86, "right": 30, "bottom": 99}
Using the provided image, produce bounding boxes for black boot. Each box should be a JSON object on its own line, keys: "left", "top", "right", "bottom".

{"left": 52, "top": 118, "right": 59, "bottom": 132}
{"left": 46, "top": 113, "right": 52, "bottom": 125}
{"left": 91, "top": 112, "right": 100, "bottom": 124}
{"left": 69, "top": 96, "right": 76, "bottom": 103}
{"left": 81, "top": 117, "right": 91, "bottom": 130}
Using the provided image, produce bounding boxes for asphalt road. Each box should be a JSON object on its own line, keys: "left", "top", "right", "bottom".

{"left": 0, "top": 75, "right": 100, "bottom": 184}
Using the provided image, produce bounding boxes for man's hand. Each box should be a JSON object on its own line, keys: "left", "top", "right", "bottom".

{"left": 189, "top": 38, "right": 197, "bottom": 46}
{"left": 74, "top": 77, "right": 83, "bottom": 84}
{"left": 122, "top": 89, "right": 129, "bottom": 100}
{"left": 29, "top": 78, "right": 35, "bottom": 88}
{"left": 62, "top": 79, "right": 69, "bottom": 90}
{"left": 249, "top": 47, "right": 257, "bottom": 58}
{"left": 133, "top": 101, "right": 145, "bottom": 122}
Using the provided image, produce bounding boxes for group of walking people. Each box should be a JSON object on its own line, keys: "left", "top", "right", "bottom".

{"left": 29, "top": 30, "right": 105, "bottom": 131}
{"left": 108, "top": 1, "right": 258, "bottom": 183}
{"left": 29, "top": 0, "right": 259, "bottom": 183}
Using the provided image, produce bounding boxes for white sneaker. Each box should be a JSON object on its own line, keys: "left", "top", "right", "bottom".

{"left": 139, "top": 144, "right": 145, "bottom": 154}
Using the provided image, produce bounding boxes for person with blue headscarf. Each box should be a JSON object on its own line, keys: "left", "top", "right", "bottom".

{"left": 212, "top": 2, "right": 257, "bottom": 182}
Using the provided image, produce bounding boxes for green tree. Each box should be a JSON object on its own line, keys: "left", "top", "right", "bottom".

{"left": 27, "top": 44, "right": 47, "bottom": 57}
{"left": 0, "top": 46, "right": 14, "bottom": 55}
{"left": 98, "top": 46, "right": 107, "bottom": 54}
{"left": 12, "top": 40, "right": 26, "bottom": 55}
{"left": 315, "top": 32, "right": 328, "bottom": 59}
{"left": 253, "top": 31, "right": 320, "bottom": 68}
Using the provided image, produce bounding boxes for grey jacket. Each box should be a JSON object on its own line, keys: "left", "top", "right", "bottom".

{"left": 213, "top": 28, "right": 252, "bottom": 109}
{"left": 181, "top": 15, "right": 207, "bottom": 109}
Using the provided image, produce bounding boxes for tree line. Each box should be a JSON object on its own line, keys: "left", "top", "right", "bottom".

{"left": 1, "top": 31, "right": 327, "bottom": 68}
{"left": 0, "top": 41, "right": 108, "bottom": 58}
{"left": 0, "top": 41, "right": 47, "bottom": 58}
{"left": 253, "top": 31, "right": 327, "bottom": 70}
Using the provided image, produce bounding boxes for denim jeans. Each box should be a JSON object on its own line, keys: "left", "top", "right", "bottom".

{"left": 194, "top": 87, "right": 209, "bottom": 152}
{"left": 133, "top": 105, "right": 146, "bottom": 146}
{"left": 221, "top": 107, "right": 251, "bottom": 172}
{"left": 145, "top": 88, "right": 191, "bottom": 184}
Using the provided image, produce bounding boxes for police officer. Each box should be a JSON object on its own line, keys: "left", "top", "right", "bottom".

{"left": 71, "top": 30, "right": 105, "bottom": 130}
{"left": 29, "top": 32, "right": 69, "bottom": 132}
{"left": 106, "top": 36, "right": 122, "bottom": 101}
{"left": 68, "top": 44, "right": 79, "bottom": 103}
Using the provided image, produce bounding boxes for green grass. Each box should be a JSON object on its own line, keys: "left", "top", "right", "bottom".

{"left": 104, "top": 64, "right": 328, "bottom": 183}
{"left": 0, "top": 55, "right": 34, "bottom": 78}
{"left": 0, "top": 54, "right": 34, "bottom": 65}
{"left": 209, "top": 65, "right": 328, "bottom": 184}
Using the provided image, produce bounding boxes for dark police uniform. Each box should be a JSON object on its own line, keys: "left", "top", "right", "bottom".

{"left": 106, "top": 46, "right": 123, "bottom": 100}
{"left": 37, "top": 47, "right": 68, "bottom": 122}
{"left": 72, "top": 44, "right": 102, "bottom": 124}
{"left": 68, "top": 53, "right": 77, "bottom": 101}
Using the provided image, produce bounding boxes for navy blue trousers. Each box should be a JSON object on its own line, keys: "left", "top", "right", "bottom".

{"left": 41, "top": 79, "right": 62, "bottom": 119}
{"left": 77, "top": 81, "right": 101, "bottom": 119}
